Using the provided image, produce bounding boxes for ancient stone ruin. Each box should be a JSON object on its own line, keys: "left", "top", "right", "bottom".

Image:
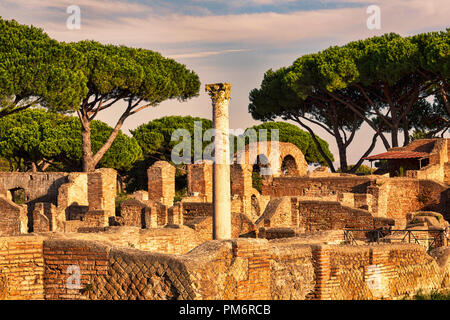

{"left": 0, "top": 109, "right": 449, "bottom": 300}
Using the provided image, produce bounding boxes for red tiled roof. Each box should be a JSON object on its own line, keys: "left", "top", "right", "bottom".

{"left": 363, "top": 151, "right": 430, "bottom": 160}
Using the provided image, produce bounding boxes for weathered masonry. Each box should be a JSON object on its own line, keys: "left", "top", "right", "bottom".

{"left": 0, "top": 234, "right": 448, "bottom": 300}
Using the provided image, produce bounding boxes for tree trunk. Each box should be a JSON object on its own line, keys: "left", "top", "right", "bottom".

{"left": 91, "top": 117, "right": 126, "bottom": 169}
{"left": 80, "top": 116, "right": 95, "bottom": 172}
{"left": 402, "top": 118, "right": 410, "bottom": 147}
{"left": 292, "top": 117, "right": 336, "bottom": 172}
{"left": 391, "top": 126, "right": 399, "bottom": 148}
{"left": 337, "top": 142, "right": 348, "bottom": 172}
{"left": 349, "top": 133, "right": 379, "bottom": 174}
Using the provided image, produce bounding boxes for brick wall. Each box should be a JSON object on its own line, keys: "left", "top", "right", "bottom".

{"left": 43, "top": 239, "right": 109, "bottom": 300}
{"left": 297, "top": 200, "right": 387, "bottom": 231}
{"left": 255, "top": 197, "right": 293, "bottom": 228}
{"left": 0, "top": 197, "right": 27, "bottom": 236}
{"left": 147, "top": 161, "right": 175, "bottom": 207}
{"left": 0, "top": 235, "right": 448, "bottom": 300}
{"left": 32, "top": 203, "right": 56, "bottom": 233}
{"left": 88, "top": 169, "right": 117, "bottom": 226}
{"left": 187, "top": 161, "right": 212, "bottom": 201}
{"left": 181, "top": 202, "right": 213, "bottom": 225}
{"left": 119, "top": 199, "right": 149, "bottom": 228}
{"left": 324, "top": 244, "right": 443, "bottom": 299}
{"left": 262, "top": 176, "right": 374, "bottom": 197}
{"left": 0, "top": 172, "right": 68, "bottom": 205}
{"left": 0, "top": 236, "right": 44, "bottom": 299}
{"left": 368, "top": 178, "right": 449, "bottom": 227}
{"left": 185, "top": 213, "right": 255, "bottom": 241}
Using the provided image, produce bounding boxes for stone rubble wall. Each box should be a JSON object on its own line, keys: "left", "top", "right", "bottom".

{"left": 0, "top": 236, "right": 44, "bottom": 300}
{"left": 0, "top": 198, "right": 27, "bottom": 236}
{"left": 1, "top": 235, "right": 447, "bottom": 300}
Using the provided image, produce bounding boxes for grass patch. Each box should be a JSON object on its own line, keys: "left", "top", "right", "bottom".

{"left": 413, "top": 290, "right": 450, "bottom": 300}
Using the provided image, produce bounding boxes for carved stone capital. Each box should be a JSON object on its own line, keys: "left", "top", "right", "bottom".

{"left": 205, "top": 83, "right": 232, "bottom": 102}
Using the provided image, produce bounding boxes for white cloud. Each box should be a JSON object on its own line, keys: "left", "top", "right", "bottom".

{"left": 168, "top": 49, "right": 251, "bottom": 59}
{"left": 1, "top": 0, "right": 447, "bottom": 49}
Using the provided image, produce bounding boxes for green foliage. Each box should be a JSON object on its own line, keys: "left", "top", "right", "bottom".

{"left": 0, "top": 18, "right": 201, "bottom": 171}
{"left": 0, "top": 109, "right": 142, "bottom": 171}
{"left": 71, "top": 40, "right": 200, "bottom": 172}
{"left": 128, "top": 116, "right": 212, "bottom": 192}
{"left": 416, "top": 190, "right": 432, "bottom": 204}
{"left": 414, "top": 290, "right": 450, "bottom": 300}
{"left": 131, "top": 116, "right": 213, "bottom": 162}
{"left": 115, "top": 192, "right": 131, "bottom": 215}
{"left": 73, "top": 40, "right": 200, "bottom": 106}
{"left": 0, "top": 18, "right": 87, "bottom": 117}
{"left": 338, "top": 164, "right": 373, "bottom": 175}
{"left": 273, "top": 30, "right": 450, "bottom": 153}
{"left": 243, "top": 122, "right": 334, "bottom": 166}
{"left": 0, "top": 157, "right": 9, "bottom": 171}
{"left": 252, "top": 171, "right": 262, "bottom": 193}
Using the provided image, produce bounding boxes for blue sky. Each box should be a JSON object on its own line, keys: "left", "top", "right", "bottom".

{"left": 0, "top": 0, "right": 449, "bottom": 166}
{"left": 118, "top": 0, "right": 368, "bottom": 15}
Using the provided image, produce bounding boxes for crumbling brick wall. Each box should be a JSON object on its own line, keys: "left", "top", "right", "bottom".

{"left": 0, "top": 197, "right": 28, "bottom": 236}
{"left": 255, "top": 197, "right": 293, "bottom": 228}
{"left": 88, "top": 169, "right": 116, "bottom": 226}
{"left": 0, "top": 234, "right": 448, "bottom": 300}
{"left": 368, "top": 178, "right": 449, "bottom": 228}
{"left": 181, "top": 202, "right": 213, "bottom": 225}
{"left": 323, "top": 244, "right": 443, "bottom": 299}
{"left": 33, "top": 203, "right": 56, "bottom": 233}
{"left": 184, "top": 213, "right": 256, "bottom": 241}
{"left": 148, "top": 161, "right": 175, "bottom": 207}
{"left": 37, "top": 238, "right": 449, "bottom": 300}
{"left": 0, "top": 236, "right": 44, "bottom": 299}
{"left": 262, "top": 176, "right": 374, "bottom": 198}
{"left": 187, "top": 161, "right": 212, "bottom": 201}
{"left": 0, "top": 172, "right": 68, "bottom": 205}
{"left": 43, "top": 239, "right": 109, "bottom": 300}
{"left": 119, "top": 199, "right": 150, "bottom": 228}
{"left": 297, "top": 200, "right": 378, "bottom": 231}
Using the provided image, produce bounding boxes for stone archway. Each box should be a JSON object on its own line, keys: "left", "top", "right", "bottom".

{"left": 8, "top": 187, "right": 27, "bottom": 204}
{"left": 234, "top": 141, "right": 307, "bottom": 177}
{"left": 281, "top": 155, "right": 298, "bottom": 176}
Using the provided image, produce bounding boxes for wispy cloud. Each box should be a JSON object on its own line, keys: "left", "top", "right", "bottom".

{"left": 1, "top": 0, "right": 447, "bottom": 48}
{"left": 168, "top": 49, "right": 251, "bottom": 59}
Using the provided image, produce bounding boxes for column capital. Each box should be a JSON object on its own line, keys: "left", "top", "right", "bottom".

{"left": 205, "top": 83, "right": 232, "bottom": 102}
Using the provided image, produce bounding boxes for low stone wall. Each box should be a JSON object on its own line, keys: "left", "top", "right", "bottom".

{"left": 325, "top": 244, "right": 443, "bottom": 299}
{"left": 262, "top": 176, "right": 374, "bottom": 198}
{"left": 368, "top": 178, "right": 449, "bottom": 227}
{"left": 1, "top": 235, "right": 448, "bottom": 300}
{"left": 0, "top": 198, "right": 27, "bottom": 236}
{"left": 296, "top": 200, "right": 394, "bottom": 231}
{"left": 185, "top": 213, "right": 256, "bottom": 241}
{"left": 0, "top": 236, "right": 44, "bottom": 300}
{"left": 0, "top": 172, "right": 68, "bottom": 205}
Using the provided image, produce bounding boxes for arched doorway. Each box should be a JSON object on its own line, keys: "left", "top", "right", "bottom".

{"left": 281, "top": 155, "right": 298, "bottom": 176}
{"left": 252, "top": 154, "right": 271, "bottom": 192}
{"left": 8, "top": 187, "right": 27, "bottom": 204}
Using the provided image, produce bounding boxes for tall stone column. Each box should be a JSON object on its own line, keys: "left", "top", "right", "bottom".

{"left": 206, "top": 83, "right": 232, "bottom": 240}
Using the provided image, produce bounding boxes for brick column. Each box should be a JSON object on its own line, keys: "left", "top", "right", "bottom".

{"left": 187, "top": 160, "right": 213, "bottom": 202}
{"left": 147, "top": 161, "right": 175, "bottom": 207}
{"left": 311, "top": 245, "right": 331, "bottom": 300}
{"left": 206, "top": 83, "right": 232, "bottom": 240}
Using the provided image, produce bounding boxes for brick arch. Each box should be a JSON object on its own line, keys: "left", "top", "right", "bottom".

{"left": 234, "top": 142, "right": 307, "bottom": 177}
